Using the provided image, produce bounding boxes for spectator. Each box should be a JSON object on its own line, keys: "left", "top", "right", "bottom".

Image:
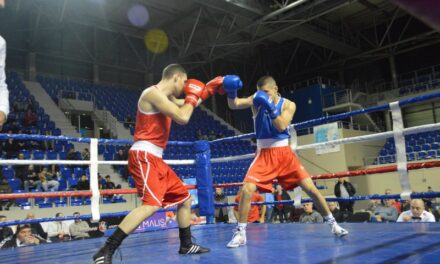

{"left": 40, "top": 130, "right": 54, "bottom": 151}
{"left": 0, "top": 178, "right": 13, "bottom": 211}
{"left": 0, "top": 215, "right": 13, "bottom": 242}
{"left": 0, "top": 224, "right": 47, "bottom": 249}
{"left": 334, "top": 178, "right": 356, "bottom": 214}
{"left": 66, "top": 148, "right": 78, "bottom": 169}
{"left": 23, "top": 165, "right": 42, "bottom": 192}
{"left": 23, "top": 109, "right": 37, "bottom": 127}
{"left": 69, "top": 212, "right": 105, "bottom": 240}
{"left": 104, "top": 175, "right": 121, "bottom": 202}
{"left": 214, "top": 188, "right": 228, "bottom": 223}
{"left": 77, "top": 175, "right": 90, "bottom": 191}
{"left": 299, "top": 203, "right": 323, "bottom": 223}
{"left": 365, "top": 199, "right": 381, "bottom": 213}
{"left": 39, "top": 167, "right": 59, "bottom": 192}
{"left": 264, "top": 190, "right": 275, "bottom": 223}
{"left": 208, "top": 130, "right": 217, "bottom": 141}
{"left": 328, "top": 202, "right": 344, "bottom": 222}
{"left": 98, "top": 174, "right": 106, "bottom": 189}
{"left": 14, "top": 153, "right": 28, "bottom": 183}
{"left": 385, "top": 188, "right": 401, "bottom": 214}
{"left": 47, "top": 213, "right": 71, "bottom": 242}
{"left": 81, "top": 148, "right": 90, "bottom": 160}
{"left": 25, "top": 212, "right": 47, "bottom": 239}
{"left": 397, "top": 199, "right": 436, "bottom": 222}
{"left": 371, "top": 199, "right": 398, "bottom": 222}
{"left": 273, "top": 185, "right": 292, "bottom": 223}
{"left": 3, "top": 138, "right": 19, "bottom": 159}
{"left": 423, "top": 186, "right": 436, "bottom": 210}
{"left": 77, "top": 175, "right": 90, "bottom": 203}
{"left": 234, "top": 189, "right": 265, "bottom": 223}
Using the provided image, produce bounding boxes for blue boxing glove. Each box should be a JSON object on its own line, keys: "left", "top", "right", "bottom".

{"left": 253, "top": 91, "right": 280, "bottom": 119}
{"left": 220, "top": 75, "right": 243, "bottom": 99}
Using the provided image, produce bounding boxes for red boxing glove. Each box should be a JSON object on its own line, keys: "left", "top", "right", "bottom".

{"left": 201, "top": 76, "right": 225, "bottom": 101}
{"left": 183, "top": 79, "right": 205, "bottom": 107}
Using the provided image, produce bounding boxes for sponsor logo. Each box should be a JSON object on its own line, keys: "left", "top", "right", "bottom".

{"left": 189, "top": 83, "right": 203, "bottom": 91}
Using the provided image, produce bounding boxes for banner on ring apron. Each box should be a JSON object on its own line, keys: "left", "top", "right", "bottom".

{"left": 314, "top": 122, "right": 340, "bottom": 154}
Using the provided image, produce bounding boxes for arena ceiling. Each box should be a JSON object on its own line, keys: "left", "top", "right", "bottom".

{"left": 1, "top": 0, "right": 439, "bottom": 86}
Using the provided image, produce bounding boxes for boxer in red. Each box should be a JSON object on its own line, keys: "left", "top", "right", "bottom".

{"left": 94, "top": 64, "right": 222, "bottom": 264}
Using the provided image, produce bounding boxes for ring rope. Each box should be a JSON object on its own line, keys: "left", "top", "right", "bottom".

{"left": 210, "top": 91, "right": 440, "bottom": 144}
{"left": 212, "top": 191, "right": 440, "bottom": 208}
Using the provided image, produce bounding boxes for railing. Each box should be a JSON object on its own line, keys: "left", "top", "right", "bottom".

{"left": 322, "top": 89, "right": 352, "bottom": 108}
{"left": 364, "top": 152, "right": 439, "bottom": 166}
{"left": 57, "top": 89, "right": 96, "bottom": 105}
{"left": 296, "top": 121, "right": 379, "bottom": 136}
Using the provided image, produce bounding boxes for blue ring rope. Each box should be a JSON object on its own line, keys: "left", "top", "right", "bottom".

{"left": 0, "top": 205, "right": 199, "bottom": 227}
{"left": 209, "top": 91, "right": 440, "bottom": 144}
{"left": 213, "top": 192, "right": 440, "bottom": 207}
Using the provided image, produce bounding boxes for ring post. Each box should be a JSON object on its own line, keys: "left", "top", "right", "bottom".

{"left": 194, "top": 140, "right": 215, "bottom": 224}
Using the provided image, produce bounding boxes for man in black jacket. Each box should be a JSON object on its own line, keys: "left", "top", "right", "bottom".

{"left": 0, "top": 215, "right": 13, "bottom": 242}
{"left": 0, "top": 224, "right": 47, "bottom": 249}
{"left": 273, "top": 185, "right": 292, "bottom": 223}
{"left": 334, "top": 178, "right": 356, "bottom": 214}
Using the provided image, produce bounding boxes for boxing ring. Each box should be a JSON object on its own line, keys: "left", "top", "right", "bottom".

{"left": 1, "top": 92, "right": 440, "bottom": 263}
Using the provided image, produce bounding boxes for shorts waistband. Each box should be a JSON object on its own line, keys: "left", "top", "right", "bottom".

{"left": 256, "top": 138, "right": 289, "bottom": 149}
{"left": 130, "top": 141, "right": 163, "bottom": 158}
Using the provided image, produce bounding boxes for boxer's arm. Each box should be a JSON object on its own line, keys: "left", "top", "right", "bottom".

{"left": 170, "top": 95, "right": 185, "bottom": 106}
{"left": 142, "top": 89, "right": 194, "bottom": 125}
{"left": 272, "top": 100, "right": 295, "bottom": 132}
{"left": 227, "top": 95, "right": 253, "bottom": 110}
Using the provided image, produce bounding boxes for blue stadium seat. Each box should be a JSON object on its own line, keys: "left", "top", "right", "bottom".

{"left": 2, "top": 167, "right": 14, "bottom": 179}
{"left": 7, "top": 178, "right": 22, "bottom": 191}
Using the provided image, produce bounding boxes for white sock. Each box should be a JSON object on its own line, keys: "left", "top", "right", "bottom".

{"left": 324, "top": 214, "right": 336, "bottom": 225}
{"left": 237, "top": 223, "right": 247, "bottom": 232}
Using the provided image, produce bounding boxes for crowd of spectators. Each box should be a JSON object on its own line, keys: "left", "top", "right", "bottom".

{"left": 0, "top": 212, "right": 105, "bottom": 249}
{"left": 223, "top": 184, "right": 439, "bottom": 224}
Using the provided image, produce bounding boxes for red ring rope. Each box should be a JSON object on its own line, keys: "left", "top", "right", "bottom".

{"left": 1, "top": 161, "right": 439, "bottom": 199}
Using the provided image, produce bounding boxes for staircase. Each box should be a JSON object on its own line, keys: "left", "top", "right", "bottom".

{"left": 24, "top": 81, "right": 127, "bottom": 188}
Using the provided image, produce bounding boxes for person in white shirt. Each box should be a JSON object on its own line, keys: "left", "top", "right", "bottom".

{"left": 47, "top": 213, "right": 71, "bottom": 242}
{"left": 397, "top": 199, "right": 436, "bottom": 223}
{"left": 0, "top": 0, "right": 10, "bottom": 125}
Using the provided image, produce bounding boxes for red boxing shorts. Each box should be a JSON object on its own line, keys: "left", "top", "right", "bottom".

{"left": 244, "top": 146, "right": 310, "bottom": 193}
{"left": 128, "top": 149, "right": 191, "bottom": 208}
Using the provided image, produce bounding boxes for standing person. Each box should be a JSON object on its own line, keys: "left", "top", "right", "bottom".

{"left": 334, "top": 178, "right": 356, "bottom": 214}
{"left": 273, "top": 184, "right": 292, "bottom": 223}
{"left": 223, "top": 75, "right": 348, "bottom": 248}
{"left": 93, "top": 64, "right": 223, "bottom": 263}
{"left": 0, "top": 0, "right": 10, "bottom": 126}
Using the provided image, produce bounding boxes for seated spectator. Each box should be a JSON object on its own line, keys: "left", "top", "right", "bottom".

{"left": 0, "top": 224, "right": 47, "bottom": 249}
{"left": 103, "top": 175, "right": 122, "bottom": 202}
{"left": 69, "top": 212, "right": 105, "bottom": 240}
{"left": 299, "top": 202, "right": 323, "bottom": 223}
{"left": 214, "top": 188, "right": 228, "bottom": 223}
{"left": 98, "top": 174, "right": 106, "bottom": 189}
{"left": 25, "top": 212, "right": 47, "bottom": 239}
{"left": 233, "top": 189, "right": 265, "bottom": 223}
{"left": 397, "top": 199, "right": 436, "bottom": 223}
{"left": 3, "top": 138, "right": 19, "bottom": 159}
{"left": 371, "top": 199, "right": 398, "bottom": 222}
{"left": 24, "top": 165, "right": 42, "bottom": 192}
{"left": 208, "top": 130, "right": 217, "bottom": 141}
{"left": 0, "top": 215, "right": 13, "bottom": 242}
{"left": 385, "top": 188, "right": 401, "bottom": 214}
{"left": 328, "top": 202, "right": 344, "bottom": 222}
{"left": 0, "top": 178, "right": 13, "bottom": 211}
{"left": 39, "top": 167, "right": 59, "bottom": 192}
{"left": 15, "top": 153, "right": 28, "bottom": 183}
{"left": 273, "top": 185, "right": 292, "bottom": 223}
{"left": 365, "top": 199, "right": 381, "bottom": 213}
{"left": 47, "top": 213, "right": 71, "bottom": 242}
{"left": 40, "top": 130, "right": 54, "bottom": 151}
{"left": 23, "top": 109, "right": 37, "bottom": 127}
{"left": 423, "top": 186, "right": 436, "bottom": 210}
{"left": 81, "top": 148, "right": 90, "bottom": 160}
{"left": 66, "top": 148, "right": 78, "bottom": 169}
{"left": 77, "top": 175, "right": 90, "bottom": 203}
